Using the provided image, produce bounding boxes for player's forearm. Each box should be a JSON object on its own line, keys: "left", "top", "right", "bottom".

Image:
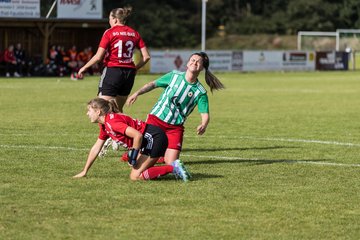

{"left": 135, "top": 61, "right": 144, "bottom": 70}
{"left": 82, "top": 148, "right": 98, "bottom": 172}
{"left": 135, "top": 81, "right": 156, "bottom": 96}
{"left": 83, "top": 55, "right": 101, "bottom": 70}
{"left": 135, "top": 47, "right": 150, "bottom": 70}
{"left": 82, "top": 48, "right": 104, "bottom": 71}
{"left": 196, "top": 113, "right": 209, "bottom": 135}
{"left": 82, "top": 140, "right": 103, "bottom": 172}
{"left": 135, "top": 56, "right": 150, "bottom": 70}
{"left": 132, "top": 135, "right": 143, "bottom": 150}
{"left": 201, "top": 113, "right": 210, "bottom": 127}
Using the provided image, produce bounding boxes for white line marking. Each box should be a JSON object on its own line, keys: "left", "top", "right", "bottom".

{"left": 3, "top": 133, "right": 360, "bottom": 147}
{"left": 240, "top": 136, "right": 360, "bottom": 147}
{"left": 1, "top": 142, "right": 360, "bottom": 167}
{"left": 0, "top": 144, "right": 88, "bottom": 151}
{"left": 294, "top": 161, "right": 360, "bottom": 167}
{"left": 0, "top": 133, "right": 95, "bottom": 137}
{"left": 185, "top": 135, "right": 360, "bottom": 147}
{"left": 181, "top": 154, "right": 360, "bottom": 167}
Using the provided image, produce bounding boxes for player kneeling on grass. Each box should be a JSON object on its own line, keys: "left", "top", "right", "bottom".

{"left": 73, "top": 98, "right": 191, "bottom": 181}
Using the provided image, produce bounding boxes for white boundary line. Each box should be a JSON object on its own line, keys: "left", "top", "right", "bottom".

{"left": 186, "top": 135, "right": 360, "bottom": 147}
{"left": 0, "top": 133, "right": 95, "bottom": 137}
{"left": 2, "top": 133, "right": 360, "bottom": 147}
{"left": 1, "top": 144, "right": 360, "bottom": 168}
{"left": 239, "top": 136, "right": 360, "bottom": 147}
{"left": 0, "top": 144, "right": 88, "bottom": 151}
{"left": 182, "top": 154, "right": 360, "bottom": 167}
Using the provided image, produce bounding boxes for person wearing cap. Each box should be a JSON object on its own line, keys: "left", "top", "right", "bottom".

{"left": 126, "top": 52, "right": 225, "bottom": 165}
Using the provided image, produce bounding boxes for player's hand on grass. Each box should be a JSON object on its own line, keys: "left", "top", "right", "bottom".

{"left": 73, "top": 170, "right": 87, "bottom": 178}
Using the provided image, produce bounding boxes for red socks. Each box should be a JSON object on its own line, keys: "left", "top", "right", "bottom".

{"left": 141, "top": 165, "right": 174, "bottom": 180}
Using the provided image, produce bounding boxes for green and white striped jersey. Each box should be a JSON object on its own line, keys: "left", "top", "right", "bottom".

{"left": 150, "top": 70, "right": 209, "bottom": 125}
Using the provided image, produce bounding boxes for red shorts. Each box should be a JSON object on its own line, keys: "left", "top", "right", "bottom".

{"left": 146, "top": 114, "right": 184, "bottom": 150}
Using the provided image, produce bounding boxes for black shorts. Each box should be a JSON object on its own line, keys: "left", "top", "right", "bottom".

{"left": 140, "top": 124, "right": 168, "bottom": 158}
{"left": 98, "top": 67, "right": 136, "bottom": 97}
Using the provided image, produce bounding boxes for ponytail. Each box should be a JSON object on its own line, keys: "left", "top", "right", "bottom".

{"left": 193, "top": 52, "right": 225, "bottom": 93}
{"left": 110, "top": 6, "right": 133, "bottom": 24}
{"left": 108, "top": 99, "right": 120, "bottom": 113}
{"left": 87, "top": 98, "right": 120, "bottom": 116}
{"left": 204, "top": 69, "right": 225, "bottom": 93}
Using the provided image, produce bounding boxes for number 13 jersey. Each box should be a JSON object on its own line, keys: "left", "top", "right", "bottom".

{"left": 99, "top": 25, "right": 146, "bottom": 69}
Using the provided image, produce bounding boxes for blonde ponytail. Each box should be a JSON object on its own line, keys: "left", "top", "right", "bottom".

{"left": 110, "top": 6, "right": 133, "bottom": 24}
{"left": 108, "top": 99, "right": 120, "bottom": 113}
{"left": 88, "top": 98, "right": 120, "bottom": 116}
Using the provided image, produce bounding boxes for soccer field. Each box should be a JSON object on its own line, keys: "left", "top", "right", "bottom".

{"left": 1, "top": 71, "right": 360, "bottom": 239}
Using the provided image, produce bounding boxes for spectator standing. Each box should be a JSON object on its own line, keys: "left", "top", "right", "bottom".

{"left": 4, "top": 44, "right": 19, "bottom": 77}
{"left": 14, "top": 43, "right": 27, "bottom": 77}
{"left": 67, "top": 45, "right": 78, "bottom": 75}
{"left": 48, "top": 45, "right": 58, "bottom": 64}
{"left": 55, "top": 45, "right": 66, "bottom": 76}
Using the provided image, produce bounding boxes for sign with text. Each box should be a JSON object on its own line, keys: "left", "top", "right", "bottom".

{"left": 149, "top": 50, "right": 233, "bottom": 73}
{"left": 242, "top": 51, "right": 315, "bottom": 71}
{"left": 242, "top": 51, "right": 283, "bottom": 71}
{"left": 0, "top": 0, "right": 40, "bottom": 18}
{"left": 282, "top": 51, "right": 315, "bottom": 71}
{"left": 315, "top": 51, "right": 349, "bottom": 70}
{"left": 149, "top": 50, "right": 317, "bottom": 73}
{"left": 57, "top": 0, "right": 102, "bottom": 19}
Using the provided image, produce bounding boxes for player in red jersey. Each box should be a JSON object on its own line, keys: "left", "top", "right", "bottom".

{"left": 78, "top": 6, "right": 150, "bottom": 112}
{"left": 73, "top": 98, "right": 191, "bottom": 182}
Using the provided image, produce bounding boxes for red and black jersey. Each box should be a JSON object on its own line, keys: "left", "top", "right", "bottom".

{"left": 99, "top": 25, "right": 146, "bottom": 68}
{"left": 98, "top": 113, "right": 147, "bottom": 149}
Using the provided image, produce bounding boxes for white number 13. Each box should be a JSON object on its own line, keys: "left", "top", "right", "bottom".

{"left": 114, "top": 40, "right": 134, "bottom": 58}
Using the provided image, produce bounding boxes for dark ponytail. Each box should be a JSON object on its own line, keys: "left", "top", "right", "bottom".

{"left": 193, "top": 52, "right": 225, "bottom": 93}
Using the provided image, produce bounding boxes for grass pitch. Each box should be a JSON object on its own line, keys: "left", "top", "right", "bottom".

{"left": 1, "top": 71, "right": 360, "bottom": 239}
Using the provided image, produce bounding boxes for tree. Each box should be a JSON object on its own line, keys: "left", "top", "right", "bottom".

{"left": 40, "top": 0, "right": 360, "bottom": 48}
{"left": 286, "top": 0, "right": 340, "bottom": 34}
{"left": 339, "top": 0, "right": 360, "bottom": 28}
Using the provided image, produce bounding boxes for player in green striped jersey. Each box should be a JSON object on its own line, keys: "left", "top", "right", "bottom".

{"left": 149, "top": 69, "right": 209, "bottom": 125}
{"left": 127, "top": 52, "right": 224, "bottom": 165}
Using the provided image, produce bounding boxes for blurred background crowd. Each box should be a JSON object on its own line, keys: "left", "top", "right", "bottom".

{"left": 0, "top": 43, "right": 98, "bottom": 77}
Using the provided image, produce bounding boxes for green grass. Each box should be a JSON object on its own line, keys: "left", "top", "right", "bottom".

{"left": 1, "top": 71, "right": 360, "bottom": 239}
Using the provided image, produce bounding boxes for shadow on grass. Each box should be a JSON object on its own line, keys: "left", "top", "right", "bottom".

{"left": 185, "top": 158, "right": 330, "bottom": 166}
{"left": 182, "top": 146, "right": 297, "bottom": 153}
{"left": 189, "top": 173, "right": 224, "bottom": 181}
{"left": 154, "top": 173, "right": 223, "bottom": 181}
